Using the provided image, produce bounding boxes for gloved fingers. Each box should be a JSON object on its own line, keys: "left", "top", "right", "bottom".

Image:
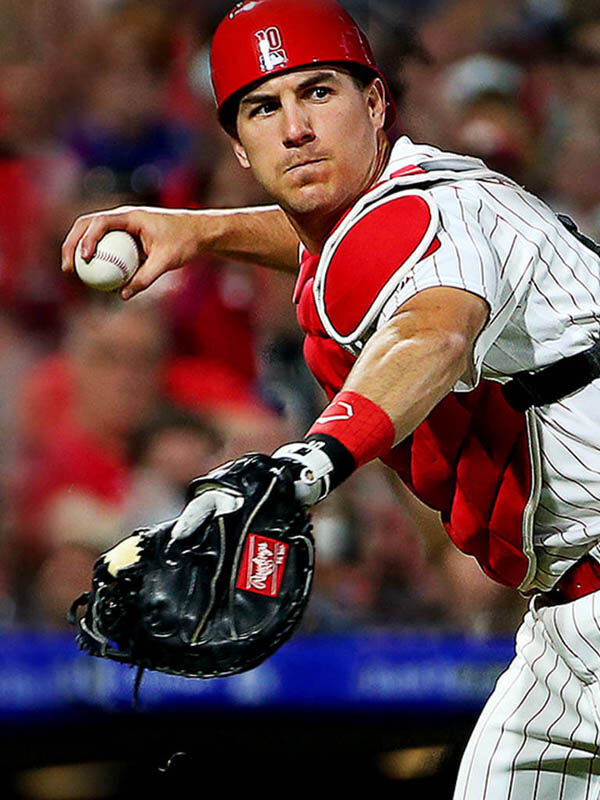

{"left": 171, "top": 488, "right": 244, "bottom": 540}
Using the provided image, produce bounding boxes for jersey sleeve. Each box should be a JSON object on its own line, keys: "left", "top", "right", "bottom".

{"left": 376, "top": 185, "right": 508, "bottom": 390}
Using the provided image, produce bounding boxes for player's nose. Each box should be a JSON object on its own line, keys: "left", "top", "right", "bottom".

{"left": 281, "top": 100, "right": 315, "bottom": 149}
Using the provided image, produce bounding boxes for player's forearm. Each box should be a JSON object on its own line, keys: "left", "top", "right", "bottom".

{"left": 342, "top": 287, "right": 488, "bottom": 444}
{"left": 192, "top": 205, "right": 301, "bottom": 273}
{"left": 277, "top": 288, "right": 488, "bottom": 506}
{"left": 274, "top": 317, "right": 469, "bottom": 506}
{"left": 343, "top": 314, "right": 472, "bottom": 444}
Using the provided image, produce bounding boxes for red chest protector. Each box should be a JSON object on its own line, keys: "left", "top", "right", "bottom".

{"left": 294, "top": 218, "right": 538, "bottom": 592}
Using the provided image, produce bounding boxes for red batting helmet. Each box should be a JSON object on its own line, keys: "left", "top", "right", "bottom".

{"left": 210, "top": 0, "right": 396, "bottom": 133}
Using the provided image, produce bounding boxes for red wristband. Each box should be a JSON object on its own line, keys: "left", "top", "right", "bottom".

{"left": 306, "top": 390, "right": 395, "bottom": 469}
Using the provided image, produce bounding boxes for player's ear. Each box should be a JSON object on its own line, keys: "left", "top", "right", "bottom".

{"left": 231, "top": 138, "right": 251, "bottom": 170}
{"left": 365, "top": 78, "right": 386, "bottom": 131}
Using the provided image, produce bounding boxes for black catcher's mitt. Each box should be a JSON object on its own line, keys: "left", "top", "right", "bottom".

{"left": 69, "top": 454, "right": 314, "bottom": 680}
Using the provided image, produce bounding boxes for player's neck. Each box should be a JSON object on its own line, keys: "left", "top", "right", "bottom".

{"left": 290, "top": 134, "right": 391, "bottom": 254}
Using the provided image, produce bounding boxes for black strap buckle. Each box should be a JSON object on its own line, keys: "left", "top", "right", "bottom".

{"left": 502, "top": 337, "right": 600, "bottom": 412}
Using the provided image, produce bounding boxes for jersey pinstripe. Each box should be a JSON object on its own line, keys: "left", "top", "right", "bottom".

{"left": 454, "top": 593, "right": 600, "bottom": 800}
{"left": 376, "top": 138, "right": 600, "bottom": 593}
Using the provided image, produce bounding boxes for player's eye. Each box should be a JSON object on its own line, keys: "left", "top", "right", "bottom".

{"left": 250, "top": 100, "right": 279, "bottom": 118}
{"left": 308, "top": 86, "right": 332, "bottom": 100}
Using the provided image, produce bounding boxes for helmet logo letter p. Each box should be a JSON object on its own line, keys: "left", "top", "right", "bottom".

{"left": 255, "top": 27, "right": 288, "bottom": 72}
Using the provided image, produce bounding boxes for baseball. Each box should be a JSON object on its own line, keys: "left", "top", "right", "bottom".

{"left": 74, "top": 230, "right": 140, "bottom": 291}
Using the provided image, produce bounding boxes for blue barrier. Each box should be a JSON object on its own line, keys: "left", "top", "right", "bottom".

{"left": 0, "top": 631, "right": 515, "bottom": 719}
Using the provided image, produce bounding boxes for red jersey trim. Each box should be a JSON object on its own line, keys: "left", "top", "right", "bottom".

{"left": 390, "top": 164, "right": 428, "bottom": 177}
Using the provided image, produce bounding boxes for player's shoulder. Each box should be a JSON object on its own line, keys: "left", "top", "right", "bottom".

{"left": 383, "top": 135, "right": 490, "bottom": 181}
{"left": 311, "top": 138, "right": 504, "bottom": 351}
{"left": 323, "top": 187, "right": 439, "bottom": 277}
{"left": 313, "top": 185, "right": 440, "bottom": 349}
{"left": 387, "top": 138, "right": 531, "bottom": 237}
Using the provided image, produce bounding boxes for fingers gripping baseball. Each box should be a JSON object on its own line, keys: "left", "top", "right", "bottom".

{"left": 62, "top": 208, "right": 201, "bottom": 299}
{"left": 119, "top": 244, "right": 180, "bottom": 299}
{"left": 170, "top": 487, "right": 244, "bottom": 539}
{"left": 61, "top": 207, "right": 139, "bottom": 272}
{"left": 81, "top": 211, "right": 139, "bottom": 261}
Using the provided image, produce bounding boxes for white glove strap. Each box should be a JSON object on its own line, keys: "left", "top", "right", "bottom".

{"left": 272, "top": 441, "right": 334, "bottom": 506}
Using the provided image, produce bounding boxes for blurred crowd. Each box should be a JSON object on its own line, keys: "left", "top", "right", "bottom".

{"left": 4, "top": 0, "right": 600, "bottom": 637}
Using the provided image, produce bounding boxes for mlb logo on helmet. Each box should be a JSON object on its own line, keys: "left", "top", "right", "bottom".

{"left": 255, "top": 26, "right": 288, "bottom": 72}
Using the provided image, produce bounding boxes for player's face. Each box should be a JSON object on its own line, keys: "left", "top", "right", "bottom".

{"left": 232, "top": 68, "right": 387, "bottom": 235}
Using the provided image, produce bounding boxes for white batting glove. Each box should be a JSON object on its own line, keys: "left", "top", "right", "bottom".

{"left": 170, "top": 485, "right": 244, "bottom": 540}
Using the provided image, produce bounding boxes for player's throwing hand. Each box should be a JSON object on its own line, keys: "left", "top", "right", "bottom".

{"left": 61, "top": 204, "right": 301, "bottom": 299}
{"left": 61, "top": 206, "right": 206, "bottom": 299}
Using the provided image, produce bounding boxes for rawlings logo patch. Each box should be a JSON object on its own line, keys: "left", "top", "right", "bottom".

{"left": 236, "top": 534, "right": 289, "bottom": 597}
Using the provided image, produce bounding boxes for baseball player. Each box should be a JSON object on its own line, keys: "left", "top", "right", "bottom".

{"left": 62, "top": 1, "right": 600, "bottom": 797}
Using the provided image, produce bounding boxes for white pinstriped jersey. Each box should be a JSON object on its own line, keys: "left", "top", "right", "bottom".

{"left": 376, "top": 137, "right": 600, "bottom": 594}
{"left": 454, "top": 591, "right": 600, "bottom": 799}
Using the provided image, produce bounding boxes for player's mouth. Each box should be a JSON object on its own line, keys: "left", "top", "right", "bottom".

{"left": 285, "top": 158, "right": 327, "bottom": 173}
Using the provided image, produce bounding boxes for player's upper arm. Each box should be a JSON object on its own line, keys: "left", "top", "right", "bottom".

{"left": 387, "top": 285, "right": 490, "bottom": 385}
{"left": 377, "top": 187, "right": 502, "bottom": 324}
{"left": 312, "top": 183, "right": 508, "bottom": 388}
{"left": 376, "top": 186, "right": 511, "bottom": 388}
